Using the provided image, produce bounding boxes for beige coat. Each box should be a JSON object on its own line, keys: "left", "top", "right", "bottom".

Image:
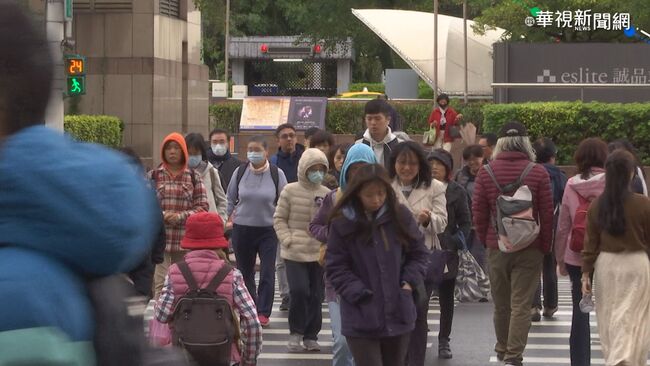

{"left": 274, "top": 148, "right": 331, "bottom": 262}
{"left": 392, "top": 179, "right": 448, "bottom": 250}
{"left": 197, "top": 161, "right": 228, "bottom": 225}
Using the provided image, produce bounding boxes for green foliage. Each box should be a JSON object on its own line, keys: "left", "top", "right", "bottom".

{"left": 63, "top": 115, "right": 123, "bottom": 148}
{"left": 210, "top": 103, "right": 243, "bottom": 133}
{"left": 209, "top": 100, "right": 487, "bottom": 136}
{"left": 482, "top": 102, "right": 650, "bottom": 164}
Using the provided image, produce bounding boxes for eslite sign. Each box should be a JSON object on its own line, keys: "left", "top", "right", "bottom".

{"left": 536, "top": 67, "right": 650, "bottom": 84}
{"left": 65, "top": 55, "right": 86, "bottom": 96}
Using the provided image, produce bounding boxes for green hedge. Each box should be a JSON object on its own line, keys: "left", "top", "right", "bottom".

{"left": 482, "top": 102, "right": 650, "bottom": 165}
{"left": 210, "top": 100, "right": 487, "bottom": 136}
{"left": 64, "top": 115, "right": 123, "bottom": 148}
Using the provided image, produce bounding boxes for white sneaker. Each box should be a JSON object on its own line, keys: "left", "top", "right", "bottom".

{"left": 303, "top": 339, "right": 321, "bottom": 352}
{"left": 287, "top": 334, "right": 304, "bottom": 353}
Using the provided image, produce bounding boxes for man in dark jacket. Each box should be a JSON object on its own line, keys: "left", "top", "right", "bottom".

{"left": 472, "top": 122, "right": 554, "bottom": 366}
{"left": 208, "top": 128, "right": 240, "bottom": 190}
{"left": 271, "top": 123, "right": 305, "bottom": 183}
{"left": 530, "top": 138, "right": 567, "bottom": 321}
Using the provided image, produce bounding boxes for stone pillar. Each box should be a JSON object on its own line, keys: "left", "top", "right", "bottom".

{"left": 336, "top": 59, "right": 351, "bottom": 95}
{"left": 232, "top": 59, "right": 245, "bottom": 85}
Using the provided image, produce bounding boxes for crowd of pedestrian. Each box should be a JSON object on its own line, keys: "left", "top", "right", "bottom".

{"left": 3, "top": 4, "right": 650, "bottom": 365}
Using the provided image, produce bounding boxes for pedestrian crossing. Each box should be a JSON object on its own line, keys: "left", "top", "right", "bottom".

{"left": 257, "top": 278, "right": 650, "bottom": 365}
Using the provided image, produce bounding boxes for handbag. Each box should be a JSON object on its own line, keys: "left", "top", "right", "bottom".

{"left": 422, "top": 125, "right": 437, "bottom": 145}
{"left": 426, "top": 249, "right": 449, "bottom": 286}
{"left": 454, "top": 249, "right": 491, "bottom": 302}
{"left": 448, "top": 125, "right": 461, "bottom": 139}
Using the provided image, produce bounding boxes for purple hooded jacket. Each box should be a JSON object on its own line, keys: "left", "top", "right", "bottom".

{"left": 325, "top": 203, "right": 429, "bottom": 338}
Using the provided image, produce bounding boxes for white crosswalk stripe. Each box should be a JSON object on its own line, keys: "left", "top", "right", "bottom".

{"left": 258, "top": 278, "right": 650, "bottom": 365}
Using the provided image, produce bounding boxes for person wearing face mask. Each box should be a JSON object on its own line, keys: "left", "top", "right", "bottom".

{"left": 150, "top": 133, "right": 210, "bottom": 298}
{"left": 274, "top": 149, "right": 331, "bottom": 352}
{"left": 227, "top": 136, "right": 288, "bottom": 328}
{"left": 426, "top": 94, "right": 463, "bottom": 152}
{"left": 185, "top": 133, "right": 228, "bottom": 224}
{"left": 208, "top": 128, "right": 241, "bottom": 190}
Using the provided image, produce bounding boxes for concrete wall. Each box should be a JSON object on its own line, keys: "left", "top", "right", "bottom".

{"left": 70, "top": 0, "right": 209, "bottom": 166}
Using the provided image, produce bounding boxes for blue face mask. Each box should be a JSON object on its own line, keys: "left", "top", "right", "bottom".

{"left": 308, "top": 170, "right": 325, "bottom": 185}
{"left": 188, "top": 155, "right": 202, "bottom": 168}
{"left": 247, "top": 151, "right": 265, "bottom": 165}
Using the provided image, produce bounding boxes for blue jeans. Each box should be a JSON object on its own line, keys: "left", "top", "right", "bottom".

{"left": 328, "top": 301, "right": 355, "bottom": 366}
{"left": 232, "top": 224, "right": 277, "bottom": 317}
{"left": 567, "top": 264, "right": 590, "bottom": 366}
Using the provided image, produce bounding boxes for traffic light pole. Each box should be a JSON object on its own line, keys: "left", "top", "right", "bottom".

{"left": 45, "top": 0, "right": 66, "bottom": 131}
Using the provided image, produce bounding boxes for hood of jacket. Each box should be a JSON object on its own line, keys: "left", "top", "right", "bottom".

{"left": 161, "top": 132, "right": 189, "bottom": 171}
{"left": 339, "top": 144, "right": 378, "bottom": 190}
{"left": 298, "top": 148, "right": 329, "bottom": 187}
{"left": 0, "top": 126, "right": 159, "bottom": 275}
{"left": 363, "top": 127, "right": 397, "bottom": 147}
{"left": 569, "top": 169, "right": 606, "bottom": 199}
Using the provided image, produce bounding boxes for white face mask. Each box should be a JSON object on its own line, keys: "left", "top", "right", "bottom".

{"left": 211, "top": 144, "right": 228, "bottom": 156}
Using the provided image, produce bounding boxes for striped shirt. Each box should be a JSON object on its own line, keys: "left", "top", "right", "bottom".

{"left": 150, "top": 166, "right": 209, "bottom": 252}
{"left": 155, "top": 269, "right": 262, "bottom": 365}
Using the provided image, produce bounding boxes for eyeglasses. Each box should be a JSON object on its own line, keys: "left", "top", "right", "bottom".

{"left": 280, "top": 133, "right": 296, "bottom": 140}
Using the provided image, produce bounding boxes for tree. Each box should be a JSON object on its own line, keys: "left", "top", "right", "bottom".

{"left": 470, "top": 0, "right": 650, "bottom": 43}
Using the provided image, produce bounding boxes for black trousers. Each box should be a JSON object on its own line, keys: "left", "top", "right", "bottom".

{"left": 348, "top": 333, "right": 411, "bottom": 366}
{"left": 407, "top": 277, "right": 456, "bottom": 366}
{"left": 285, "top": 259, "right": 323, "bottom": 340}
{"left": 532, "top": 253, "right": 558, "bottom": 309}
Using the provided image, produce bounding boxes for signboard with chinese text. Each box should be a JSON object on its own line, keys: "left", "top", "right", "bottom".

{"left": 493, "top": 43, "right": 650, "bottom": 103}
{"left": 240, "top": 97, "right": 291, "bottom": 130}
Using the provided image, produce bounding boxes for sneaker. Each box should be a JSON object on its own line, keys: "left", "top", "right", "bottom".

{"left": 438, "top": 341, "right": 452, "bottom": 359}
{"left": 258, "top": 315, "right": 270, "bottom": 327}
{"left": 287, "top": 334, "right": 304, "bottom": 353}
{"left": 496, "top": 353, "right": 505, "bottom": 361}
{"left": 531, "top": 307, "right": 541, "bottom": 322}
{"left": 303, "top": 339, "right": 321, "bottom": 352}
{"left": 543, "top": 306, "right": 558, "bottom": 318}
{"left": 279, "top": 297, "right": 290, "bottom": 311}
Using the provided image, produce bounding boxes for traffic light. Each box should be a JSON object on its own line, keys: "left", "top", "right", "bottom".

{"left": 65, "top": 55, "right": 86, "bottom": 96}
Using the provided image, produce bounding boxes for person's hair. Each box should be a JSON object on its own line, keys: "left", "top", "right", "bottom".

{"left": 354, "top": 130, "right": 365, "bottom": 140}
{"left": 608, "top": 139, "right": 641, "bottom": 166}
{"left": 119, "top": 147, "right": 141, "bottom": 166}
{"left": 310, "top": 130, "right": 334, "bottom": 148}
{"left": 597, "top": 150, "right": 636, "bottom": 236}
{"left": 436, "top": 93, "right": 450, "bottom": 103}
{"left": 480, "top": 133, "right": 497, "bottom": 147}
{"left": 388, "top": 141, "right": 432, "bottom": 189}
{"left": 329, "top": 164, "right": 418, "bottom": 248}
{"left": 462, "top": 144, "right": 484, "bottom": 160}
{"left": 185, "top": 133, "right": 207, "bottom": 161}
{"left": 248, "top": 135, "right": 268, "bottom": 149}
{"left": 364, "top": 99, "right": 391, "bottom": 117}
{"left": 532, "top": 137, "right": 557, "bottom": 164}
{"left": 492, "top": 136, "right": 536, "bottom": 161}
{"left": 304, "top": 127, "right": 320, "bottom": 140}
{"left": 329, "top": 143, "right": 352, "bottom": 171}
{"left": 275, "top": 123, "right": 296, "bottom": 137}
{"left": 574, "top": 138, "right": 608, "bottom": 180}
{"left": 209, "top": 128, "right": 230, "bottom": 141}
{"left": 0, "top": 3, "right": 53, "bottom": 136}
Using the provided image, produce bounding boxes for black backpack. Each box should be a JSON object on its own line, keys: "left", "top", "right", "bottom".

{"left": 233, "top": 163, "right": 280, "bottom": 205}
{"left": 172, "top": 262, "right": 235, "bottom": 366}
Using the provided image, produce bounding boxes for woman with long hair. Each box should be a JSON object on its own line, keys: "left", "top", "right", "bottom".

{"left": 325, "top": 164, "right": 429, "bottom": 366}
{"left": 554, "top": 137, "right": 608, "bottom": 366}
{"left": 387, "top": 142, "right": 448, "bottom": 364}
{"left": 582, "top": 150, "right": 650, "bottom": 366}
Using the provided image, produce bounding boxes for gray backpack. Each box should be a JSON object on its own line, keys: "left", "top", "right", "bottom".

{"left": 484, "top": 163, "right": 540, "bottom": 253}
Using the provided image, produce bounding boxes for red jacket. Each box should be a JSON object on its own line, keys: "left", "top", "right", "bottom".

{"left": 427, "top": 107, "right": 459, "bottom": 143}
{"left": 472, "top": 151, "right": 554, "bottom": 253}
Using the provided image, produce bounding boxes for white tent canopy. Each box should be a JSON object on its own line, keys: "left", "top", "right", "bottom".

{"left": 352, "top": 9, "right": 505, "bottom": 95}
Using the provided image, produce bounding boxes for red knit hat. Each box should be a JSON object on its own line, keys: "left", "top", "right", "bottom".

{"left": 181, "top": 212, "right": 228, "bottom": 250}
